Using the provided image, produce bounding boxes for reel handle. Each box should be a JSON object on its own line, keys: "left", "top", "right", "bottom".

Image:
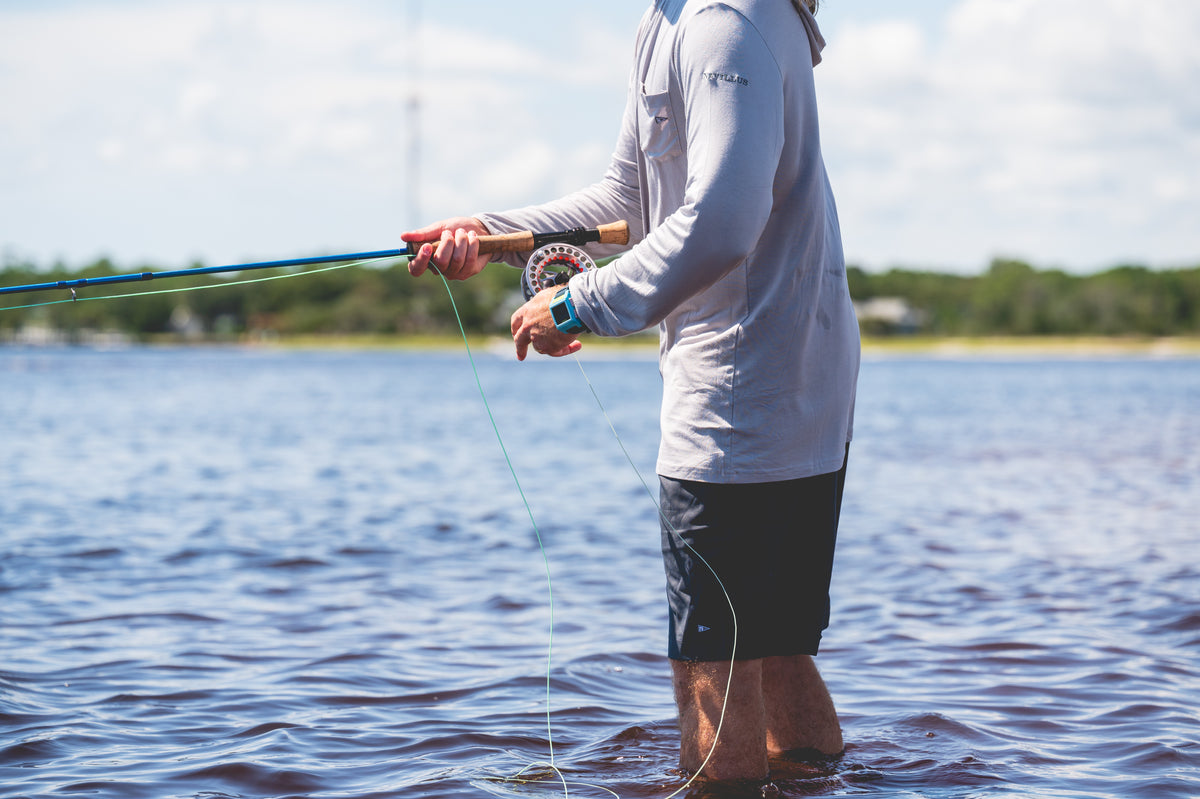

{"left": 406, "top": 221, "right": 629, "bottom": 256}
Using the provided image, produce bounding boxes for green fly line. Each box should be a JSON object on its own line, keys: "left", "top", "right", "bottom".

{"left": 432, "top": 277, "right": 738, "bottom": 798}
{"left": 571, "top": 356, "right": 739, "bottom": 797}
{"left": 430, "top": 271, "right": 738, "bottom": 798}
{"left": 431, "top": 269, "right": 562, "bottom": 775}
{"left": 0, "top": 258, "right": 378, "bottom": 314}
{"left": 1, "top": 257, "right": 738, "bottom": 799}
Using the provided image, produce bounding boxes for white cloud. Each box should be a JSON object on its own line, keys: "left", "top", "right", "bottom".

{"left": 1, "top": 0, "right": 1195, "bottom": 273}
{"left": 819, "top": 0, "right": 1200, "bottom": 270}
{"left": 0, "top": 1, "right": 637, "bottom": 267}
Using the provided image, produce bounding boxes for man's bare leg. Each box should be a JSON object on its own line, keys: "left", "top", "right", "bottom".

{"left": 762, "top": 654, "right": 843, "bottom": 756}
{"left": 671, "top": 658, "right": 768, "bottom": 780}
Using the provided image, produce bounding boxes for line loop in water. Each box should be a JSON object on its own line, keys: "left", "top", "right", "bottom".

{"left": 434, "top": 272, "right": 739, "bottom": 799}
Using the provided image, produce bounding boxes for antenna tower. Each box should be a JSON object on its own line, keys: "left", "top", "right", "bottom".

{"left": 406, "top": 0, "right": 422, "bottom": 228}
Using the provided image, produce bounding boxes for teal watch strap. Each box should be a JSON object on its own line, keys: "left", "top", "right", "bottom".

{"left": 549, "top": 287, "right": 589, "bottom": 335}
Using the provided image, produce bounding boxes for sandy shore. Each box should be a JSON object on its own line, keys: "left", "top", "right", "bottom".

{"left": 859, "top": 336, "right": 1200, "bottom": 358}
{"left": 247, "top": 333, "right": 1200, "bottom": 359}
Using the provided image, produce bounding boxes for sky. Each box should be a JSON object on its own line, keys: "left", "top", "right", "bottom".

{"left": 1, "top": 0, "right": 1197, "bottom": 274}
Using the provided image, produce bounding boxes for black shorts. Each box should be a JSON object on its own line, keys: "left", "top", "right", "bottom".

{"left": 659, "top": 448, "right": 848, "bottom": 661}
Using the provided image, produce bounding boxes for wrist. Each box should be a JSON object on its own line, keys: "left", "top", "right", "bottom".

{"left": 549, "top": 286, "right": 589, "bottom": 335}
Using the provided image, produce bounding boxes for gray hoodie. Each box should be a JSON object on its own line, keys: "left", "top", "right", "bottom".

{"left": 479, "top": 0, "right": 859, "bottom": 483}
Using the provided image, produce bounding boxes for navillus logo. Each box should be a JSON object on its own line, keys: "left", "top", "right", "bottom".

{"left": 702, "top": 71, "right": 749, "bottom": 86}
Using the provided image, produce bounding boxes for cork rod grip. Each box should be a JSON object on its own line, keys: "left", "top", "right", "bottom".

{"left": 476, "top": 230, "right": 536, "bottom": 254}
{"left": 406, "top": 221, "right": 629, "bottom": 256}
{"left": 595, "top": 221, "right": 630, "bottom": 246}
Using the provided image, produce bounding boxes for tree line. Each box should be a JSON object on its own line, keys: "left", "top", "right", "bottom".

{"left": 0, "top": 257, "right": 522, "bottom": 342}
{"left": 848, "top": 259, "right": 1200, "bottom": 337}
{"left": 1, "top": 256, "right": 1198, "bottom": 342}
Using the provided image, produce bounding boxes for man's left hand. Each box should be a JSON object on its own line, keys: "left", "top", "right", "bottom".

{"left": 510, "top": 288, "right": 583, "bottom": 361}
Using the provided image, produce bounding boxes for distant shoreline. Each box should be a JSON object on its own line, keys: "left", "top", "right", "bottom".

{"left": 252, "top": 333, "right": 1200, "bottom": 358}
{"left": 859, "top": 335, "right": 1200, "bottom": 358}
{"left": 4, "top": 333, "right": 1199, "bottom": 358}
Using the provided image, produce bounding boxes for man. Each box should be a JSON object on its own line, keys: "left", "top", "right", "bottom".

{"left": 403, "top": 0, "right": 858, "bottom": 782}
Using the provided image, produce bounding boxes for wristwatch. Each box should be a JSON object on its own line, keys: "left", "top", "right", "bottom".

{"left": 549, "top": 286, "right": 589, "bottom": 335}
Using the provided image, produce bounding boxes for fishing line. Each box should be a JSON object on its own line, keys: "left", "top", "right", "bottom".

{"left": 570, "top": 356, "right": 739, "bottom": 799}
{"left": 1, "top": 234, "right": 738, "bottom": 797}
{"left": 434, "top": 273, "right": 738, "bottom": 799}
{"left": 431, "top": 268, "right": 565, "bottom": 783}
{"left": 0, "top": 257, "right": 391, "bottom": 314}
{"left": 508, "top": 762, "right": 620, "bottom": 799}
{"left": 3, "top": 253, "right": 574, "bottom": 789}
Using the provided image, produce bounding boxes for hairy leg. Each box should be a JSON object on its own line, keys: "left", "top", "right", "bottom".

{"left": 762, "top": 654, "right": 843, "bottom": 756}
{"left": 671, "top": 658, "right": 768, "bottom": 781}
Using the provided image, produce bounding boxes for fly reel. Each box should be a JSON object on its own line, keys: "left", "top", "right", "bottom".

{"left": 521, "top": 243, "right": 597, "bottom": 301}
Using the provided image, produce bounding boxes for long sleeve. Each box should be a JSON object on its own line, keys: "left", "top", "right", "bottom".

{"left": 570, "top": 4, "right": 785, "bottom": 337}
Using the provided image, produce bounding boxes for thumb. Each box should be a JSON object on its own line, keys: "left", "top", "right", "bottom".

{"left": 400, "top": 223, "right": 446, "bottom": 244}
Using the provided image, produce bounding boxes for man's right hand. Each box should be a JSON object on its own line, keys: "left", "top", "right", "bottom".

{"left": 401, "top": 217, "right": 492, "bottom": 280}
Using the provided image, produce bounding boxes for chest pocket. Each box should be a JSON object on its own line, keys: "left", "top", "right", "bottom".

{"left": 639, "top": 88, "right": 683, "bottom": 161}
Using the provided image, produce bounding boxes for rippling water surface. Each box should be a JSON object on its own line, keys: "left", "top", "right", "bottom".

{"left": 1, "top": 346, "right": 1198, "bottom": 799}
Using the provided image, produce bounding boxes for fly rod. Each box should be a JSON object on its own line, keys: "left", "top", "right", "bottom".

{"left": 0, "top": 221, "right": 629, "bottom": 297}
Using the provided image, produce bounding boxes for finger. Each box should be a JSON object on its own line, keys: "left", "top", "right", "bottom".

{"left": 510, "top": 308, "right": 530, "bottom": 361}
{"left": 431, "top": 230, "right": 458, "bottom": 277}
{"left": 541, "top": 336, "right": 582, "bottom": 358}
{"left": 462, "top": 229, "right": 481, "bottom": 276}
{"left": 446, "top": 229, "right": 470, "bottom": 279}
{"left": 443, "top": 228, "right": 479, "bottom": 280}
{"left": 407, "top": 242, "right": 433, "bottom": 277}
{"left": 444, "top": 230, "right": 475, "bottom": 279}
{"left": 400, "top": 225, "right": 446, "bottom": 270}
{"left": 401, "top": 222, "right": 449, "bottom": 243}
{"left": 514, "top": 332, "right": 531, "bottom": 361}
{"left": 553, "top": 339, "right": 584, "bottom": 357}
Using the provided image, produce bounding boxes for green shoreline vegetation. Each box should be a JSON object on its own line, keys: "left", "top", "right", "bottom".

{"left": 2, "top": 257, "right": 1198, "bottom": 351}
{"left": 257, "top": 332, "right": 1200, "bottom": 357}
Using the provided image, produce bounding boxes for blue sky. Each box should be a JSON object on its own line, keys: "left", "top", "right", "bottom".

{"left": 1, "top": 0, "right": 1196, "bottom": 273}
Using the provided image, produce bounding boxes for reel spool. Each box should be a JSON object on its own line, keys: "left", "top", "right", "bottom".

{"left": 521, "top": 243, "right": 597, "bottom": 301}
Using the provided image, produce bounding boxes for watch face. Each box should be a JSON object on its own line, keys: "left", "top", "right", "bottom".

{"left": 551, "top": 302, "right": 571, "bottom": 325}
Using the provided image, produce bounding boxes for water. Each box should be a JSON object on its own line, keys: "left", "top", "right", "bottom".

{"left": 1, "top": 345, "right": 1198, "bottom": 799}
